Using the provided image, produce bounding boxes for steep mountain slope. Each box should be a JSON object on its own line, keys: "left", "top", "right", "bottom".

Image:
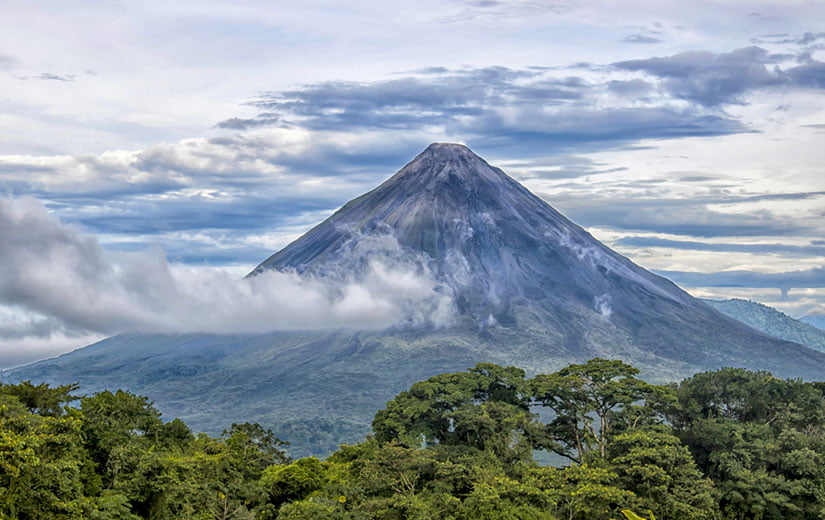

{"left": 250, "top": 143, "right": 819, "bottom": 374}
{"left": 703, "top": 298, "right": 825, "bottom": 352}
{"left": 6, "top": 143, "right": 825, "bottom": 456}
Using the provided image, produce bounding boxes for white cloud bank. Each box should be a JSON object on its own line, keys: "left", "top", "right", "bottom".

{"left": 0, "top": 197, "right": 454, "bottom": 365}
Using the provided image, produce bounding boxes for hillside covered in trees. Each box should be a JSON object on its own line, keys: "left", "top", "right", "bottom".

{"left": 4, "top": 359, "right": 825, "bottom": 519}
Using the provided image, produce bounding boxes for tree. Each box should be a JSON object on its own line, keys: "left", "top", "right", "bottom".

{"left": 536, "top": 463, "right": 636, "bottom": 520}
{"left": 670, "top": 368, "right": 825, "bottom": 519}
{"left": 0, "top": 380, "right": 80, "bottom": 416}
{"left": 222, "top": 422, "right": 290, "bottom": 472}
{"left": 372, "top": 363, "right": 549, "bottom": 462}
{"left": 609, "top": 428, "right": 715, "bottom": 519}
{"left": 0, "top": 394, "right": 89, "bottom": 518}
{"left": 531, "top": 358, "right": 665, "bottom": 462}
{"left": 80, "top": 390, "right": 164, "bottom": 487}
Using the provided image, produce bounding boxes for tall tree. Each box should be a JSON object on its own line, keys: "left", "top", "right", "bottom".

{"left": 531, "top": 358, "right": 665, "bottom": 462}
{"left": 372, "top": 363, "right": 549, "bottom": 461}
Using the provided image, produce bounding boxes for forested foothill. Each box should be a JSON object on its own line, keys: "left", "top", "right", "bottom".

{"left": 3, "top": 359, "right": 825, "bottom": 519}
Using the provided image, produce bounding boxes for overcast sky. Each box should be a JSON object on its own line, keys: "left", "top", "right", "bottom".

{"left": 1, "top": 0, "right": 824, "bottom": 366}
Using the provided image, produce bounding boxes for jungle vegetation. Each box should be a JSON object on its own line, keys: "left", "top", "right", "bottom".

{"left": 3, "top": 359, "right": 825, "bottom": 519}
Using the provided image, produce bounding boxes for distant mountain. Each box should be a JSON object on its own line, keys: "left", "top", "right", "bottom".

{"left": 801, "top": 307, "right": 825, "bottom": 332}
{"left": 6, "top": 143, "right": 825, "bottom": 457}
{"left": 703, "top": 298, "right": 825, "bottom": 353}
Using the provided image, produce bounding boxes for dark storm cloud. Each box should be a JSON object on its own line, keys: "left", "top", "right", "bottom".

{"left": 615, "top": 236, "right": 825, "bottom": 256}
{"left": 658, "top": 266, "right": 825, "bottom": 290}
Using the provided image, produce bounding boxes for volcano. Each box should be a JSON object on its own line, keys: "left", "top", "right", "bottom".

{"left": 7, "top": 143, "right": 825, "bottom": 456}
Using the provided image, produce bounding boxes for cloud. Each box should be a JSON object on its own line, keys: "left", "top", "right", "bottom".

{"left": 615, "top": 236, "right": 825, "bottom": 256}
{"left": 35, "top": 73, "right": 75, "bottom": 82}
{"left": 0, "top": 54, "right": 19, "bottom": 70}
{"left": 615, "top": 45, "right": 825, "bottom": 107}
{"left": 216, "top": 116, "right": 282, "bottom": 130}
{"left": 217, "top": 66, "right": 748, "bottom": 152}
{"left": 441, "top": 0, "right": 570, "bottom": 22}
{"left": 607, "top": 78, "right": 654, "bottom": 97}
{"left": 622, "top": 34, "right": 662, "bottom": 44}
{"left": 786, "top": 61, "right": 825, "bottom": 89}
{"left": 614, "top": 46, "right": 786, "bottom": 106}
{"left": 798, "top": 32, "right": 825, "bottom": 45}
{"left": 0, "top": 131, "right": 405, "bottom": 228}
{"left": 658, "top": 266, "right": 825, "bottom": 290}
{"left": 0, "top": 197, "right": 455, "bottom": 345}
{"left": 0, "top": 334, "right": 104, "bottom": 370}
{"left": 554, "top": 195, "right": 812, "bottom": 237}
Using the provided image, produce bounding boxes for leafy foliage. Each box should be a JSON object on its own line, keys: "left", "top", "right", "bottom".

{"left": 3, "top": 359, "right": 825, "bottom": 518}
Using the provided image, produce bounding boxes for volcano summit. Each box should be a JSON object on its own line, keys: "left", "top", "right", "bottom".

{"left": 250, "top": 143, "right": 816, "bottom": 373}
{"left": 8, "top": 143, "right": 825, "bottom": 456}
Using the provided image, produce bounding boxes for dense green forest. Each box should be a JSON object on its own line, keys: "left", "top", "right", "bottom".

{"left": 3, "top": 359, "right": 825, "bottom": 519}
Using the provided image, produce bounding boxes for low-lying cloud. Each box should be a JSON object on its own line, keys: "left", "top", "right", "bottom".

{"left": 0, "top": 197, "right": 455, "bottom": 345}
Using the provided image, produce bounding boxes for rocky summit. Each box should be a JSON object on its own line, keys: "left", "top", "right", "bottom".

{"left": 7, "top": 143, "right": 825, "bottom": 456}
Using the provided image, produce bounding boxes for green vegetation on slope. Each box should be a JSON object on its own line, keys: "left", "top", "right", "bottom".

{"left": 4, "top": 360, "right": 825, "bottom": 519}
{"left": 703, "top": 298, "right": 825, "bottom": 352}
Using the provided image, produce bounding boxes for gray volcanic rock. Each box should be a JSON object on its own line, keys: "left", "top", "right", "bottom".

{"left": 250, "top": 143, "right": 814, "bottom": 372}
{"left": 6, "top": 143, "right": 825, "bottom": 457}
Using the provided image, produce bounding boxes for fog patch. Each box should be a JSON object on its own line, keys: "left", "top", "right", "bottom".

{"left": 0, "top": 198, "right": 455, "bottom": 345}
{"left": 594, "top": 293, "right": 613, "bottom": 317}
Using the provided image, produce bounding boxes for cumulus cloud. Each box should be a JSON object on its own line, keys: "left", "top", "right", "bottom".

{"left": 0, "top": 197, "right": 455, "bottom": 345}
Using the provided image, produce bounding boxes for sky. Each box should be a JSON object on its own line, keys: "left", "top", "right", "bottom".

{"left": 1, "top": 0, "right": 824, "bottom": 367}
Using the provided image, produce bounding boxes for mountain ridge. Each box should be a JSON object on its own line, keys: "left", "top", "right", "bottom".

{"left": 703, "top": 298, "right": 825, "bottom": 352}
